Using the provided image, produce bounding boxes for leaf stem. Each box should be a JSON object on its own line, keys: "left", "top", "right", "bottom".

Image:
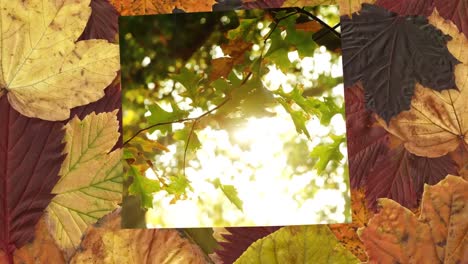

{"left": 294, "top": 7, "right": 341, "bottom": 38}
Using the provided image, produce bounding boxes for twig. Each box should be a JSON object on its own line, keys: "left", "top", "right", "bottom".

{"left": 295, "top": 7, "right": 341, "bottom": 38}
{"left": 183, "top": 119, "right": 198, "bottom": 177}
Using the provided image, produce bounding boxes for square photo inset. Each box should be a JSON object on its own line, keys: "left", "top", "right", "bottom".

{"left": 120, "top": 6, "right": 350, "bottom": 228}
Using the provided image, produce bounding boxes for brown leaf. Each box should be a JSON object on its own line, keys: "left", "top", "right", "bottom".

{"left": 221, "top": 39, "right": 253, "bottom": 65}
{"left": 338, "top": 0, "right": 376, "bottom": 16}
{"left": 110, "top": 0, "right": 215, "bottom": 15}
{"left": 358, "top": 175, "right": 468, "bottom": 264}
{"left": 70, "top": 211, "right": 207, "bottom": 263}
{"left": 0, "top": 218, "right": 65, "bottom": 264}
{"left": 329, "top": 189, "right": 372, "bottom": 262}
{"left": 295, "top": 20, "right": 321, "bottom": 32}
{"left": 210, "top": 57, "right": 235, "bottom": 82}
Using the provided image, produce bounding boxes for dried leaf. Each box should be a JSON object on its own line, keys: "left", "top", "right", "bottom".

{"left": 341, "top": 4, "right": 459, "bottom": 123}
{"left": 4, "top": 218, "right": 65, "bottom": 264}
{"left": 78, "top": 0, "right": 119, "bottom": 42}
{"left": 358, "top": 176, "right": 468, "bottom": 264}
{"left": 110, "top": 0, "right": 216, "bottom": 15}
{"left": 0, "top": 96, "right": 65, "bottom": 259}
{"left": 70, "top": 211, "right": 207, "bottom": 264}
{"left": 375, "top": 0, "right": 435, "bottom": 16}
{"left": 337, "top": 0, "right": 376, "bottom": 16}
{"left": 221, "top": 39, "right": 253, "bottom": 65}
{"left": 329, "top": 189, "right": 373, "bottom": 262}
{"left": 434, "top": 0, "right": 468, "bottom": 39}
{"left": 46, "top": 111, "right": 123, "bottom": 256}
{"left": 0, "top": 0, "right": 120, "bottom": 121}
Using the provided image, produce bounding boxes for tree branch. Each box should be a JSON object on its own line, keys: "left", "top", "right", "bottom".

{"left": 294, "top": 7, "right": 341, "bottom": 38}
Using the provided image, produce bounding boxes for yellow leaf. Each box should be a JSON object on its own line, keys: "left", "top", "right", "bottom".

{"left": 379, "top": 11, "right": 468, "bottom": 157}
{"left": 337, "top": 0, "right": 376, "bottom": 16}
{"left": 70, "top": 211, "right": 207, "bottom": 264}
{"left": 0, "top": 0, "right": 119, "bottom": 121}
{"left": 46, "top": 111, "right": 123, "bottom": 258}
{"left": 282, "top": 0, "right": 336, "bottom": 7}
{"left": 110, "top": 0, "right": 215, "bottom": 16}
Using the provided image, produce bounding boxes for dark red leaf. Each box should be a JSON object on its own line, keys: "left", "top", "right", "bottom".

{"left": 375, "top": 0, "right": 435, "bottom": 16}
{"left": 341, "top": 4, "right": 459, "bottom": 123}
{"left": 0, "top": 96, "right": 65, "bottom": 261}
{"left": 216, "top": 226, "right": 281, "bottom": 264}
{"left": 78, "top": 0, "right": 119, "bottom": 42}
{"left": 345, "top": 84, "right": 389, "bottom": 188}
{"left": 242, "top": 0, "right": 285, "bottom": 9}
{"left": 434, "top": 0, "right": 468, "bottom": 39}
{"left": 366, "top": 145, "right": 459, "bottom": 210}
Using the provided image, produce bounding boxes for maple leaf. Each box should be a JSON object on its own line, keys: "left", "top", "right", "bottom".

{"left": 78, "top": 0, "right": 119, "bottom": 42}
{"left": 70, "top": 211, "right": 207, "bottom": 264}
{"left": 366, "top": 145, "right": 459, "bottom": 210}
{"left": 0, "top": 0, "right": 120, "bottom": 121}
{"left": 375, "top": 0, "right": 435, "bottom": 16}
{"left": 46, "top": 111, "right": 123, "bottom": 257}
{"left": 358, "top": 175, "right": 468, "bottom": 263}
{"left": 209, "top": 57, "right": 235, "bottom": 82}
{"left": 434, "top": 0, "right": 468, "bottom": 39}
{"left": 338, "top": 0, "right": 376, "bottom": 16}
{"left": 329, "top": 189, "right": 373, "bottom": 262}
{"left": 215, "top": 226, "right": 281, "bottom": 264}
{"left": 341, "top": 4, "right": 459, "bottom": 123}
{"left": 0, "top": 218, "right": 65, "bottom": 264}
{"left": 110, "top": 0, "right": 215, "bottom": 15}
{"left": 234, "top": 225, "right": 360, "bottom": 263}
{"left": 345, "top": 84, "right": 389, "bottom": 188}
{"left": 0, "top": 96, "right": 65, "bottom": 261}
{"left": 381, "top": 11, "right": 468, "bottom": 157}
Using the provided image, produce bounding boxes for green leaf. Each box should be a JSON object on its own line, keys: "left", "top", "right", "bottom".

{"left": 146, "top": 102, "right": 187, "bottom": 134}
{"left": 227, "top": 18, "right": 258, "bottom": 40}
{"left": 213, "top": 178, "right": 244, "bottom": 211}
{"left": 278, "top": 98, "right": 311, "bottom": 138}
{"left": 310, "top": 134, "right": 345, "bottom": 174}
{"left": 128, "top": 165, "right": 161, "bottom": 208}
{"left": 173, "top": 125, "right": 202, "bottom": 152}
{"left": 234, "top": 225, "right": 360, "bottom": 264}
{"left": 166, "top": 174, "right": 192, "bottom": 196}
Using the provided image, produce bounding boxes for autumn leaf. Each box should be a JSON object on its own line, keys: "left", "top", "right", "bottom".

{"left": 220, "top": 39, "right": 253, "bottom": 65}
{"left": 381, "top": 11, "right": 468, "bottom": 157}
{"left": 329, "top": 189, "right": 373, "bottom": 262}
{"left": 375, "top": 0, "right": 435, "bottom": 16}
{"left": 0, "top": 0, "right": 120, "bottom": 121}
{"left": 0, "top": 218, "right": 65, "bottom": 264}
{"left": 338, "top": 0, "right": 376, "bottom": 16}
{"left": 70, "top": 211, "right": 207, "bottom": 264}
{"left": 78, "top": 0, "right": 120, "bottom": 42}
{"left": 111, "top": 0, "right": 216, "bottom": 15}
{"left": 358, "top": 175, "right": 468, "bottom": 264}
{"left": 345, "top": 84, "right": 389, "bottom": 188}
{"left": 215, "top": 226, "right": 282, "bottom": 264}
{"left": 434, "top": 0, "right": 468, "bottom": 39}
{"left": 242, "top": 0, "right": 285, "bottom": 9}
{"left": 341, "top": 4, "right": 459, "bottom": 123}
{"left": 234, "top": 225, "right": 360, "bottom": 263}
{"left": 210, "top": 57, "right": 235, "bottom": 82}
{"left": 282, "top": 0, "right": 336, "bottom": 7}
{"left": 46, "top": 111, "right": 123, "bottom": 256}
{"left": 366, "top": 145, "right": 459, "bottom": 210}
{"left": 0, "top": 96, "right": 65, "bottom": 261}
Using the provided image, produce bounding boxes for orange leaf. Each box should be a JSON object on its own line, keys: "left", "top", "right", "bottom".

{"left": 221, "top": 39, "right": 253, "bottom": 65}
{"left": 295, "top": 20, "right": 321, "bottom": 33}
{"left": 329, "top": 189, "right": 373, "bottom": 262}
{"left": 70, "top": 211, "right": 207, "bottom": 263}
{"left": 210, "top": 57, "right": 235, "bottom": 81}
{"left": 0, "top": 218, "right": 65, "bottom": 264}
{"left": 110, "top": 0, "right": 215, "bottom": 15}
{"left": 358, "top": 175, "right": 468, "bottom": 264}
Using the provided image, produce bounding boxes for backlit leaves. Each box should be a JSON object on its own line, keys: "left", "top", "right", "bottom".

{"left": 234, "top": 225, "right": 360, "bottom": 263}
{"left": 0, "top": 0, "right": 120, "bottom": 121}
{"left": 342, "top": 4, "right": 459, "bottom": 123}
{"left": 359, "top": 176, "right": 468, "bottom": 264}
{"left": 46, "top": 112, "right": 123, "bottom": 254}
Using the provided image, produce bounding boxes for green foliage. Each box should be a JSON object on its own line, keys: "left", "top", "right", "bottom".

{"left": 121, "top": 6, "right": 347, "bottom": 225}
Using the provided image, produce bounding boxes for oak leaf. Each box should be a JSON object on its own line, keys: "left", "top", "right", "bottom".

{"left": 46, "top": 111, "right": 123, "bottom": 257}
{"left": 70, "top": 211, "right": 207, "bottom": 264}
{"left": 0, "top": 0, "right": 120, "bottom": 121}
{"left": 358, "top": 175, "right": 468, "bottom": 264}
